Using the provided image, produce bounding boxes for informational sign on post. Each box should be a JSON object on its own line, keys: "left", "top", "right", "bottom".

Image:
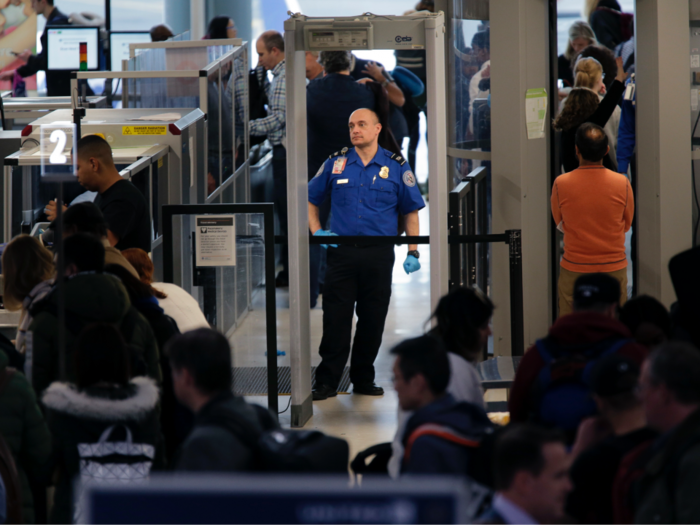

{"left": 195, "top": 216, "right": 236, "bottom": 267}
{"left": 525, "top": 88, "right": 548, "bottom": 140}
{"left": 40, "top": 123, "right": 77, "bottom": 181}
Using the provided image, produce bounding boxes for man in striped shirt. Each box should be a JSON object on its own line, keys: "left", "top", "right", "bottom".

{"left": 251, "top": 30, "right": 288, "bottom": 286}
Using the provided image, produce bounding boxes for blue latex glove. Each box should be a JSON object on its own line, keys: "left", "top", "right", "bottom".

{"left": 403, "top": 255, "right": 421, "bottom": 275}
{"left": 314, "top": 229, "right": 339, "bottom": 249}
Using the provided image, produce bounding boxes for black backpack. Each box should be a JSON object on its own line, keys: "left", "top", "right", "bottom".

{"left": 258, "top": 429, "right": 349, "bottom": 473}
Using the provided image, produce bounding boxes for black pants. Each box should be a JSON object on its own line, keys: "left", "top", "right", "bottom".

{"left": 315, "top": 245, "right": 395, "bottom": 389}
{"left": 272, "top": 145, "right": 288, "bottom": 276}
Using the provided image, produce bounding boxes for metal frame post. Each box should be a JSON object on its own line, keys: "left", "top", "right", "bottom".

{"left": 283, "top": 23, "right": 313, "bottom": 428}
{"left": 425, "top": 15, "right": 449, "bottom": 319}
{"left": 635, "top": 0, "right": 693, "bottom": 306}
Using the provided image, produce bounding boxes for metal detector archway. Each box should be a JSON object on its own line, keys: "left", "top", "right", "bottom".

{"left": 284, "top": 12, "right": 447, "bottom": 426}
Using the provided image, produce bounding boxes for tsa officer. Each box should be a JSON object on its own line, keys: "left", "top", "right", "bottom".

{"left": 308, "top": 108, "right": 425, "bottom": 401}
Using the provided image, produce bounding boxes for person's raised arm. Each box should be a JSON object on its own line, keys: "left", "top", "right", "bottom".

{"left": 590, "top": 57, "right": 627, "bottom": 128}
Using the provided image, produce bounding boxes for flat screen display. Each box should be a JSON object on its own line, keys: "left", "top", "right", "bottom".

{"left": 47, "top": 26, "right": 99, "bottom": 71}
{"left": 110, "top": 31, "right": 150, "bottom": 71}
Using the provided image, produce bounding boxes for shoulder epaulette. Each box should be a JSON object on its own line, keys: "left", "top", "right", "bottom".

{"left": 328, "top": 149, "right": 347, "bottom": 160}
{"left": 390, "top": 152, "right": 407, "bottom": 166}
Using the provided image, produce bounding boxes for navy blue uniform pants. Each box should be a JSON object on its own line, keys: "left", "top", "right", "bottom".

{"left": 315, "top": 244, "right": 395, "bottom": 389}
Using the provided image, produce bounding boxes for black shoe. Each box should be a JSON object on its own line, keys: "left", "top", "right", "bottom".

{"left": 312, "top": 384, "right": 338, "bottom": 401}
{"left": 353, "top": 384, "right": 384, "bottom": 396}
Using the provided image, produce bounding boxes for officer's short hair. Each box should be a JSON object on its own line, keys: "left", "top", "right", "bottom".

{"left": 165, "top": 328, "right": 232, "bottom": 395}
{"left": 390, "top": 335, "right": 450, "bottom": 395}
{"left": 575, "top": 122, "right": 609, "bottom": 162}
{"left": 319, "top": 51, "right": 352, "bottom": 74}
{"left": 350, "top": 108, "right": 380, "bottom": 125}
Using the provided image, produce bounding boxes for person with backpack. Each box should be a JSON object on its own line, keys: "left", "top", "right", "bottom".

{"left": 0, "top": 341, "right": 51, "bottom": 524}
{"left": 28, "top": 233, "right": 161, "bottom": 397}
{"left": 386, "top": 287, "right": 491, "bottom": 478}
{"left": 586, "top": 0, "right": 633, "bottom": 50}
{"left": 476, "top": 425, "right": 572, "bottom": 524}
{"left": 167, "top": 329, "right": 267, "bottom": 472}
{"left": 508, "top": 273, "right": 648, "bottom": 442}
{"left": 392, "top": 335, "right": 492, "bottom": 476}
{"left": 565, "top": 354, "right": 657, "bottom": 524}
{"left": 42, "top": 323, "right": 163, "bottom": 524}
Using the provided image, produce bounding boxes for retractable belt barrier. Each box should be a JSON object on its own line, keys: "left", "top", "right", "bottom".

{"left": 273, "top": 229, "right": 524, "bottom": 357}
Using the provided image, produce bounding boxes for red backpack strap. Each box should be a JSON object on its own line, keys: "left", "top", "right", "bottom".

{"left": 404, "top": 423, "right": 480, "bottom": 462}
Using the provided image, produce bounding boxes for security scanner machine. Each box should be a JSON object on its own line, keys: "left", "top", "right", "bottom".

{"left": 0, "top": 96, "right": 108, "bottom": 130}
{"left": 3, "top": 108, "right": 206, "bottom": 278}
{"left": 72, "top": 39, "right": 251, "bottom": 204}
{"left": 284, "top": 12, "right": 447, "bottom": 426}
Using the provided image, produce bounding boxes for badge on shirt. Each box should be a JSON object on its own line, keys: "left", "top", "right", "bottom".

{"left": 332, "top": 157, "right": 347, "bottom": 174}
{"left": 379, "top": 166, "right": 389, "bottom": 179}
{"left": 403, "top": 170, "right": 416, "bottom": 187}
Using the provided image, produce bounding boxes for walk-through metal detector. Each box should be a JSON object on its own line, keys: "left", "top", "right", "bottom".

{"left": 284, "top": 12, "right": 447, "bottom": 427}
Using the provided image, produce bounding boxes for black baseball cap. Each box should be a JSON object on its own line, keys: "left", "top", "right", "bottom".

{"left": 573, "top": 273, "right": 621, "bottom": 309}
{"left": 590, "top": 354, "right": 640, "bottom": 398}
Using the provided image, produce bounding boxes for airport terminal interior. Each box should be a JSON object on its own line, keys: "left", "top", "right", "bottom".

{"left": 0, "top": 0, "right": 699, "bottom": 523}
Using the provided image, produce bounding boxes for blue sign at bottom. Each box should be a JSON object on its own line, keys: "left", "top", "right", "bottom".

{"left": 83, "top": 475, "right": 468, "bottom": 524}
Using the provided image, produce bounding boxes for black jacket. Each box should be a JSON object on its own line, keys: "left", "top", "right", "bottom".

{"left": 175, "top": 392, "right": 268, "bottom": 472}
{"left": 560, "top": 79, "right": 625, "bottom": 173}
{"left": 16, "top": 8, "right": 72, "bottom": 96}
{"left": 590, "top": 0, "right": 624, "bottom": 50}
{"left": 42, "top": 378, "right": 164, "bottom": 524}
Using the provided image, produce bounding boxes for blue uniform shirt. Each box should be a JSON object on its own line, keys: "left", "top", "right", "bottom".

{"left": 616, "top": 78, "right": 636, "bottom": 175}
{"left": 308, "top": 145, "right": 425, "bottom": 237}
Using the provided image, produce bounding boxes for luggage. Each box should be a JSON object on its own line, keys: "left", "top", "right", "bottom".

{"left": 258, "top": 429, "right": 349, "bottom": 473}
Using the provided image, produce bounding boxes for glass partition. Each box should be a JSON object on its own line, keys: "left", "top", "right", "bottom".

{"left": 162, "top": 205, "right": 278, "bottom": 412}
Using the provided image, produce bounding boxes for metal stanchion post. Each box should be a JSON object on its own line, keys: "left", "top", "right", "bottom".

{"left": 507, "top": 229, "right": 524, "bottom": 356}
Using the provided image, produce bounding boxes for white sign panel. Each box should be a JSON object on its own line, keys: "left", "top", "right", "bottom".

{"left": 40, "top": 123, "right": 77, "bottom": 181}
{"left": 195, "top": 216, "right": 236, "bottom": 267}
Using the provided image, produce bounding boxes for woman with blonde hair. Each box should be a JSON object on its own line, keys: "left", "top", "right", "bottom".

{"left": 2, "top": 234, "right": 54, "bottom": 353}
{"left": 554, "top": 56, "right": 626, "bottom": 173}
{"left": 558, "top": 21, "right": 597, "bottom": 87}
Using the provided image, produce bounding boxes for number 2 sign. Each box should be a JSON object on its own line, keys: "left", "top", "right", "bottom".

{"left": 40, "top": 124, "right": 77, "bottom": 181}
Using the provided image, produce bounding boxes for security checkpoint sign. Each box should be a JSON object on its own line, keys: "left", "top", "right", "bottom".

{"left": 195, "top": 216, "right": 236, "bottom": 267}
{"left": 122, "top": 125, "right": 167, "bottom": 136}
{"left": 525, "top": 88, "right": 548, "bottom": 140}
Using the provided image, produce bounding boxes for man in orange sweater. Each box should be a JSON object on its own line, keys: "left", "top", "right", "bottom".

{"left": 551, "top": 123, "right": 634, "bottom": 317}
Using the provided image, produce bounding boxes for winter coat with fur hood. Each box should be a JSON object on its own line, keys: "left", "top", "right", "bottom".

{"left": 42, "top": 377, "right": 164, "bottom": 524}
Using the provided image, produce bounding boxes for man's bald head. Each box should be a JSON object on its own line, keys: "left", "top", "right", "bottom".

{"left": 350, "top": 108, "right": 380, "bottom": 125}
{"left": 256, "top": 30, "right": 285, "bottom": 71}
{"left": 349, "top": 108, "right": 382, "bottom": 149}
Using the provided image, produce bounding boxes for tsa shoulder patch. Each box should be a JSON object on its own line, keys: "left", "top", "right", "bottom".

{"left": 403, "top": 170, "right": 416, "bottom": 187}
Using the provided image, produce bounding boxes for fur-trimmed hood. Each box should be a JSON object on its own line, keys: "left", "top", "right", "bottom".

{"left": 42, "top": 377, "right": 159, "bottom": 421}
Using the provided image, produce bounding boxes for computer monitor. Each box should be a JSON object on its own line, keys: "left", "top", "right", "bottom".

{"left": 110, "top": 31, "right": 150, "bottom": 71}
{"left": 46, "top": 26, "right": 100, "bottom": 71}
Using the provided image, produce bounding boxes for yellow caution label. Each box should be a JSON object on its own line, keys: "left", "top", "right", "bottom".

{"left": 158, "top": 157, "right": 164, "bottom": 168}
{"left": 122, "top": 126, "right": 167, "bottom": 136}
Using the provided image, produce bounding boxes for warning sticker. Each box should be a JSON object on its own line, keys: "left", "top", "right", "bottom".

{"left": 122, "top": 126, "right": 167, "bottom": 136}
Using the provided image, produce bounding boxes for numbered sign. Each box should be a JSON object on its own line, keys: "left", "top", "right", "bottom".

{"left": 40, "top": 123, "right": 77, "bottom": 181}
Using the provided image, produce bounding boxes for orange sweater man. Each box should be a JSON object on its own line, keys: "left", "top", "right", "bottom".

{"left": 551, "top": 123, "right": 634, "bottom": 317}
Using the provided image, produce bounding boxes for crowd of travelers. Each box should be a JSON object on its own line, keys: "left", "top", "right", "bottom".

{"left": 0, "top": 0, "right": 692, "bottom": 524}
